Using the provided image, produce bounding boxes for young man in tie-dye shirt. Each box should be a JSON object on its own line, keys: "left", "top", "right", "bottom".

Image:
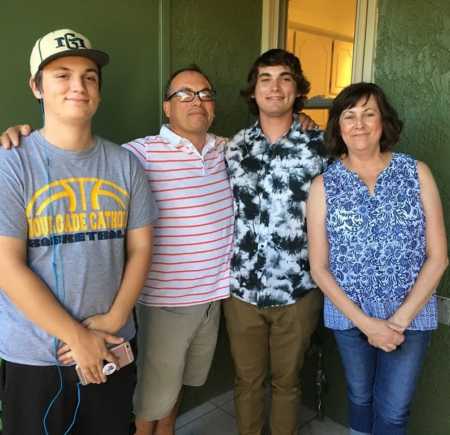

{"left": 224, "top": 48, "right": 328, "bottom": 435}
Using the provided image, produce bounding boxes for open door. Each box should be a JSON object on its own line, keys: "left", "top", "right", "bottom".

{"left": 286, "top": 0, "right": 357, "bottom": 127}
{"left": 261, "top": 0, "right": 378, "bottom": 128}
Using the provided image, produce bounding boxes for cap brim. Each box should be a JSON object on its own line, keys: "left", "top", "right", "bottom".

{"left": 37, "top": 49, "right": 109, "bottom": 73}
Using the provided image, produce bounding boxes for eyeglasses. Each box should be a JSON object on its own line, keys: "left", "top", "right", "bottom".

{"left": 166, "top": 88, "right": 216, "bottom": 102}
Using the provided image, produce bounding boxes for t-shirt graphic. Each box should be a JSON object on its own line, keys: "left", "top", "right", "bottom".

{"left": 27, "top": 177, "right": 129, "bottom": 248}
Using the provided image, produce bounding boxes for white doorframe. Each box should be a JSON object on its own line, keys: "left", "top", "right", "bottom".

{"left": 158, "top": 0, "right": 171, "bottom": 124}
{"left": 261, "top": 0, "right": 378, "bottom": 83}
{"left": 261, "top": 0, "right": 282, "bottom": 52}
{"left": 351, "top": 0, "right": 378, "bottom": 82}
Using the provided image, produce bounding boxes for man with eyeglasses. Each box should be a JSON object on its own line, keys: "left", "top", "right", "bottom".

{"left": 125, "top": 65, "right": 233, "bottom": 435}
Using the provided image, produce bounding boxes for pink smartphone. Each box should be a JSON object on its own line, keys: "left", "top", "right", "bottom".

{"left": 75, "top": 341, "right": 134, "bottom": 385}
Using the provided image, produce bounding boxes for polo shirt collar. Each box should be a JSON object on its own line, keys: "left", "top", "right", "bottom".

{"left": 159, "top": 124, "right": 217, "bottom": 156}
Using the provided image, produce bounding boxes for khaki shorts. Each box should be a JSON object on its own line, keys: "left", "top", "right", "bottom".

{"left": 133, "top": 301, "right": 221, "bottom": 421}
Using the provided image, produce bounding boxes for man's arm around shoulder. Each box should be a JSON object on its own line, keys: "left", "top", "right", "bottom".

{"left": 0, "top": 124, "right": 32, "bottom": 149}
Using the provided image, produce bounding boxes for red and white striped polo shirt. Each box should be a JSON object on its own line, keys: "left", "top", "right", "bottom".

{"left": 123, "top": 125, "right": 233, "bottom": 307}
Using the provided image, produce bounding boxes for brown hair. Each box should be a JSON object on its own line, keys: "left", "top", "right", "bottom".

{"left": 325, "top": 82, "right": 403, "bottom": 156}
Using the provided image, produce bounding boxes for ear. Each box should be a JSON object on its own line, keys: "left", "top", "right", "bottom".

{"left": 29, "top": 76, "right": 42, "bottom": 99}
{"left": 163, "top": 100, "right": 171, "bottom": 119}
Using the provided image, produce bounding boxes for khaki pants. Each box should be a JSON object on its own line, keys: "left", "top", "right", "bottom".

{"left": 223, "top": 289, "right": 322, "bottom": 435}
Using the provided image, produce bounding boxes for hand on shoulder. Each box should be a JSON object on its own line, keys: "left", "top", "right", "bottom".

{"left": 0, "top": 124, "right": 32, "bottom": 149}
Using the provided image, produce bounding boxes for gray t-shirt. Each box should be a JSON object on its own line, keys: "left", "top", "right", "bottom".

{"left": 0, "top": 131, "right": 158, "bottom": 365}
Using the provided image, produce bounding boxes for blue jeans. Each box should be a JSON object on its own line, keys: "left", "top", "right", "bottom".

{"left": 334, "top": 328, "right": 432, "bottom": 435}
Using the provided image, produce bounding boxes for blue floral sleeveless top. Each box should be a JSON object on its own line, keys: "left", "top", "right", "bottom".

{"left": 323, "top": 153, "right": 437, "bottom": 330}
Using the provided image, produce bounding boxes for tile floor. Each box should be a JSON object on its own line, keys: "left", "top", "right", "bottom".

{"left": 175, "top": 390, "right": 347, "bottom": 435}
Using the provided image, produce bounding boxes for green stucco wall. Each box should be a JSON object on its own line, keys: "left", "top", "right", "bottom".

{"left": 170, "top": 0, "right": 262, "bottom": 138}
{"left": 323, "top": 2, "right": 450, "bottom": 434}
{"left": 1, "top": 0, "right": 161, "bottom": 144}
{"left": 376, "top": 2, "right": 450, "bottom": 434}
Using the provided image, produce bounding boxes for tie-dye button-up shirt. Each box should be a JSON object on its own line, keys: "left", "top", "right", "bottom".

{"left": 225, "top": 117, "right": 328, "bottom": 308}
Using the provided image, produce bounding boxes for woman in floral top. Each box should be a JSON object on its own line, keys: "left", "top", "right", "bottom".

{"left": 307, "top": 82, "right": 448, "bottom": 435}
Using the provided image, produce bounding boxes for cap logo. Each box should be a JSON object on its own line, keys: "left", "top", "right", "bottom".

{"left": 30, "top": 29, "right": 109, "bottom": 77}
{"left": 54, "top": 32, "right": 87, "bottom": 50}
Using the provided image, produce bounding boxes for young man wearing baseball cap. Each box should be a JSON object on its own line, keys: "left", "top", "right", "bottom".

{"left": 0, "top": 29, "right": 158, "bottom": 435}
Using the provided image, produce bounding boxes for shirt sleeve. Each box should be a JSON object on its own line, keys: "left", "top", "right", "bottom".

{"left": 126, "top": 152, "right": 159, "bottom": 230}
{"left": 0, "top": 150, "right": 27, "bottom": 239}
{"left": 122, "top": 138, "right": 148, "bottom": 170}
